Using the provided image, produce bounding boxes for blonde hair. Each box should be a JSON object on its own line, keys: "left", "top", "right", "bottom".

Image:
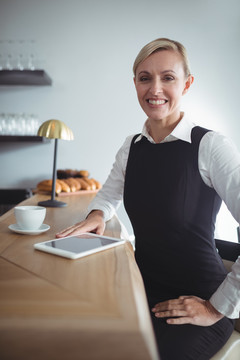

{"left": 133, "top": 38, "right": 191, "bottom": 77}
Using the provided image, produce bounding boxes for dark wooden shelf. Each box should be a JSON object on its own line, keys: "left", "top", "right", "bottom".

{"left": 0, "top": 70, "right": 52, "bottom": 85}
{"left": 0, "top": 135, "right": 50, "bottom": 142}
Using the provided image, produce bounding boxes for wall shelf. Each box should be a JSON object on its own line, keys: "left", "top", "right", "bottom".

{"left": 0, "top": 70, "right": 52, "bottom": 85}
{"left": 0, "top": 135, "right": 50, "bottom": 142}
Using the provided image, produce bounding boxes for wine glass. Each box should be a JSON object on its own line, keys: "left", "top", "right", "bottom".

{"left": 27, "top": 39, "right": 36, "bottom": 70}
{"left": 5, "top": 40, "right": 14, "bottom": 70}
{"left": 16, "top": 39, "right": 25, "bottom": 70}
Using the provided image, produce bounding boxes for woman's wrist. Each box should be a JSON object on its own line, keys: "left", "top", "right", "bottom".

{"left": 206, "top": 300, "right": 224, "bottom": 320}
{"left": 86, "top": 209, "right": 104, "bottom": 219}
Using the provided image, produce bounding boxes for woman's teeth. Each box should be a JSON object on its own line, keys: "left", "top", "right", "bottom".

{"left": 148, "top": 99, "right": 166, "bottom": 105}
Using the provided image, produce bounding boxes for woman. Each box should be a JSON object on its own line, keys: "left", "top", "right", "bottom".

{"left": 56, "top": 38, "right": 238, "bottom": 359}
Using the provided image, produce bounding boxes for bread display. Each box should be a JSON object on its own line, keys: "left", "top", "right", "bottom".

{"left": 36, "top": 169, "right": 102, "bottom": 195}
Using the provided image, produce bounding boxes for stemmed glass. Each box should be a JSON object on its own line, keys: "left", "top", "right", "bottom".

{"left": 27, "top": 39, "right": 36, "bottom": 70}
{"left": 5, "top": 40, "right": 14, "bottom": 70}
{"left": 16, "top": 40, "right": 25, "bottom": 70}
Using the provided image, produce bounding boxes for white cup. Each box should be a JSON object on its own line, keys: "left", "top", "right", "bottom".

{"left": 14, "top": 206, "right": 46, "bottom": 230}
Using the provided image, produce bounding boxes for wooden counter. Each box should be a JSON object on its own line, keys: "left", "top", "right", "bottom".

{"left": 0, "top": 193, "right": 159, "bottom": 360}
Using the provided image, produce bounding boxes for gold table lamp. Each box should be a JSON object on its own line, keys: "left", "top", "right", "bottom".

{"left": 37, "top": 119, "right": 74, "bottom": 207}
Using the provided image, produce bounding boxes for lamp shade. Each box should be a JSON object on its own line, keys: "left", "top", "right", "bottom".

{"left": 37, "top": 119, "right": 74, "bottom": 140}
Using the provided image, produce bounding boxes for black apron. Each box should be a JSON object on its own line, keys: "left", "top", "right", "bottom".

{"left": 123, "top": 125, "right": 234, "bottom": 360}
{"left": 123, "top": 126, "right": 227, "bottom": 302}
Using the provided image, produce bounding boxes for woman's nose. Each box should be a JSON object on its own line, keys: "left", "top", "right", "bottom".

{"left": 150, "top": 78, "right": 163, "bottom": 95}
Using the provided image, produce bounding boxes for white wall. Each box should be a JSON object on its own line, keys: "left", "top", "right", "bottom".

{"left": 0, "top": 0, "right": 240, "bottom": 239}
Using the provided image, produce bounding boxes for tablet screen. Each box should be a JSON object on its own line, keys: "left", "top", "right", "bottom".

{"left": 34, "top": 233, "right": 125, "bottom": 259}
{"left": 44, "top": 235, "right": 117, "bottom": 253}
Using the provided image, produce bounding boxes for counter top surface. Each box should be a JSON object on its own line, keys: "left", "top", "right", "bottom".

{"left": 0, "top": 194, "right": 159, "bottom": 360}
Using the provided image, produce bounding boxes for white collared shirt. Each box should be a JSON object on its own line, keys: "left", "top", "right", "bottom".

{"left": 88, "top": 115, "right": 240, "bottom": 319}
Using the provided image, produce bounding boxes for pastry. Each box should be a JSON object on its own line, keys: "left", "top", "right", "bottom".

{"left": 57, "top": 170, "right": 67, "bottom": 179}
{"left": 75, "top": 178, "right": 91, "bottom": 190}
{"left": 77, "top": 170, "right": 89, "bottom": 178}
{"left": 71, "top": 178, "right": 81, "bottom": 191}
{"left": 57, "top": 169, "right": 90, "bottom": 179}
{"left": 37, "top": 180, "right": 62, "bottom": 194}
{"left": 82, "top": 177, "right": 95, "bottom": 190}
{"left": 91, "top": 178, "right": 102, "bottom": 190}
{"left": 56, "top": 179, "right": 71, "bottom": 192}
{"left": 65, "top": 169, "right": 78, "bottom": 178}
{"left": 63, "top": 178, "right": 81, "bottom": 192}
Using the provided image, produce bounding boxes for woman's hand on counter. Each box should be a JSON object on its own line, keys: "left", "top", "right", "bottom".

{"left": 55, "top": 210, "right": 105, "bottom": 238}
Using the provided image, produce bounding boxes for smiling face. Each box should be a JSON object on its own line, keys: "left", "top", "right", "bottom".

{"left": 134, "top": 50, "right": 193, "bottom": 126}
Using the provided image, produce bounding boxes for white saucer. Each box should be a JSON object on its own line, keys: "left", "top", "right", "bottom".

{"left": 8, "top": 223, "right": 50, "bottom": 235}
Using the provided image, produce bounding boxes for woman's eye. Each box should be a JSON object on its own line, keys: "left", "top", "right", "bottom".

{"left": 139, "top": 76, "right": 150, "bottom": 82}
{"left": 163, "top": 76, "right": 174, "bottom": 81}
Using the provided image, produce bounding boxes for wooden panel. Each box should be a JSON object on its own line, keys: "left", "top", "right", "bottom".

{"left": 0, "top": 194, "right": 159, "bottom": 360}
{"left": 0, "top": 257, "right": 87, "bottom": 317}
{"left": 0, "top": 255, "right": 153, "bottom": 359}
{"left": 1, "top": 327, "right": 152, "bottom": 360}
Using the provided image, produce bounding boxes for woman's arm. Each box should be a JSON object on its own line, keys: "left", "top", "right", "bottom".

{"left": 210, "top": 256, "right": 240, "bottom": 319}
{"left": 56, "top": 135, "right": 133, "bottom": 238}
{"left": 200, "top": 131, "right": 240, "bottom": 318}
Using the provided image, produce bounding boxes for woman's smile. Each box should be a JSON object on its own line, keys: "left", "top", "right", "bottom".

{"left": 147, "top": 98, "right": 168, "bottom": 106}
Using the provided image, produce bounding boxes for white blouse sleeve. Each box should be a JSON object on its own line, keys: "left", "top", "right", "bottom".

{"left": 199, "top": 131, "right": 240, "bottom": 224}
{"left": 199, "top": 131, "right": 240, "bottom": 318}
{"left": 210, "top": 257, "right": 240, "bottom": 319}
{"left": 87, "top": 135, "right": 134, "bottom": 221}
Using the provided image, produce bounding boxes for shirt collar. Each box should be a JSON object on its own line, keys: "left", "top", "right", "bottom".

{"left": 135, "top": 113, "right": 195, "bottom": 144}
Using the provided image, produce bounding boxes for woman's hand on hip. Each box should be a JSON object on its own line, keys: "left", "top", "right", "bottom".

{"left": 151, "top": 296, "right": 224, "bottom": 326}
{"left": 55, "top": 210, "right": 105, "bottom": 238}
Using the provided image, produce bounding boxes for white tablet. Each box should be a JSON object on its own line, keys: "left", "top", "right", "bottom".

{"left": 34, "top": 232, "right": 126, "bottom": 259}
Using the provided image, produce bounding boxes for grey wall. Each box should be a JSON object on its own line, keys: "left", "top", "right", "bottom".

{"left": 0, "top": 0, "right": 239, "bottom": 239}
